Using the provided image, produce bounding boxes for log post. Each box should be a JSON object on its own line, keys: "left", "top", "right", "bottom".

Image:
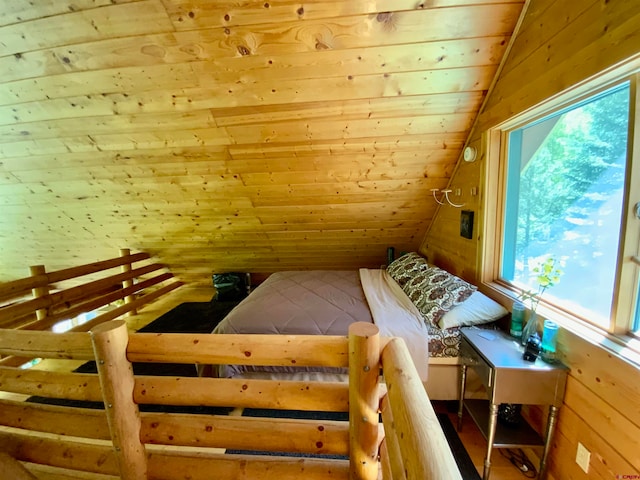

{"left": 29, "top": 265, "right": 49, "bottom": 322}
{"left": 348, "top": 322, "right": 380, "bottom": 480}
{"left": 382, "top": 338, "right": 462, "bottom": 480}
{"left": 91, "top": 320, "right": 147, "bottom": 480}
{"left": 119, "top": 248, "right": 137, "bottom": 316}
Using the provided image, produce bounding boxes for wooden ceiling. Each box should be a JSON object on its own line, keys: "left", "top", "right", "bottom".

{"left": 0, "top": 0, "right": 524, "bottom": 286}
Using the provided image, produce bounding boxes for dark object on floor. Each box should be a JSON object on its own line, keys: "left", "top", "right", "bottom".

{"left": 499, "top": 448, "right": 538, "bottom": 478}
{"left": 498, "top": 403, "right": 522, "bottom": 428}
{"left": 437, "top": 412, "right": 483, "bottom": 480}
{"left": 213, "top": 272, "right": 250, "bottom": 301}
{"left": 138, "top": 300, "right": 239, "bottom": 334}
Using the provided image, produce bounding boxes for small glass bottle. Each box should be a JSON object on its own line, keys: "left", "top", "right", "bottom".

{"left": 541, "top": 320, "right": 559, "bottom": 363}
{"left": 510, "top": 302, "right": 525, "bottom": 339}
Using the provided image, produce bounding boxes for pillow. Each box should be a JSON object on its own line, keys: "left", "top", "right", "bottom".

{"left": 400, "top": 264, "right": 477, "bottom": 327}
{"left": 438, "top": 291, "right": 508, "bottom": 330}
{"left": 387, "top": 252, "right": 430, "bottom": 288}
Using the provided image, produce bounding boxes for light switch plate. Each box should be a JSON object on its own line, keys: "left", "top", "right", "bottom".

{"left": 576, "top": 442, "right": 590, "bottom": 473}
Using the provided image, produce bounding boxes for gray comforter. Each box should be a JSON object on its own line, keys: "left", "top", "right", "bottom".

{"left": 210, "top": 270, "right": 373, "bottom": 377}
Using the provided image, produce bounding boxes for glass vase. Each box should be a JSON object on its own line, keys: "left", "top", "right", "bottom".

{"left": 521, "top": 311, "right": 539, "bottom": 346}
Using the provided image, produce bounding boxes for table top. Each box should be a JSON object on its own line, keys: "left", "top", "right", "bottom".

{"left": 461, "top": 326, "right": 568, "bottom": 372}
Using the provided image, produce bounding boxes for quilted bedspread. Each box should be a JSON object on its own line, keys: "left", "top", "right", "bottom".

{"left": 211, "top": 270, "right": 373, "bottom": 378}
{"left": 208, "top": 269, "right": 431, "bottom": 380}
{"left": 213, "top": 270, "right": 373, "bottom": 336}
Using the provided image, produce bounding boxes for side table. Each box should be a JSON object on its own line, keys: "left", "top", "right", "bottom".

{"left": 458, "top": 327, "right": 568, "bottom": 480}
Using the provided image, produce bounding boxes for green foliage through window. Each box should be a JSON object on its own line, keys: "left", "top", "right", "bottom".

{"left": 502, "top": 82, "right": 630, "bottom": 328}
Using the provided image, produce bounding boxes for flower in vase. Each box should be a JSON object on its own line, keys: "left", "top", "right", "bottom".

{"left": 519, "top": 256, "right": 563, "bottom": 316}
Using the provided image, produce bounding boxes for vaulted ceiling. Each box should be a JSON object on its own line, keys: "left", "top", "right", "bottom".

{"left": 0, "top": 0, "right": 525, "bottom": 285}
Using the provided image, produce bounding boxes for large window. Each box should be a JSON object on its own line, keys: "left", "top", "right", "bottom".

{"left": 497, "top": 74, "right": 640, "bottom": 335}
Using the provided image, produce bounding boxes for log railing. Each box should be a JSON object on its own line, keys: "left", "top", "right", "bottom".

{"left": 0, "top": 319, "right": 463, "bottom": 479}
{"left": 0, "top": 249, "right": 183, "bottom": 367}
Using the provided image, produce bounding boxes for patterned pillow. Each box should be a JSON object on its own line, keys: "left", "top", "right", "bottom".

{"left": 428, "top": 325, "right": 461, "bottom": 358}
{"left": 386, "top": 252, "right": 430, "bottom": 288}
{"left": 402, "top": 265, "right": 477, "bottom": 327}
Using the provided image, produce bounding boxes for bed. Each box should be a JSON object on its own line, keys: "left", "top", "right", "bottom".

{"left": 204, "top": 252, "right": 508, "bottom": 398}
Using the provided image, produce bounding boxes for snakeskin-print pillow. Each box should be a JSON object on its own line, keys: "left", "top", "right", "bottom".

{"left": 388, "top": 253, "right": 477, "bottom": 327}
{"left": 427, "top": 325, "right": 461, "bottom": 357}
{"left": 387, "top": 252, "right": 430, "bottom": 288}
{"left": 403, "top": 265, "right": 477, "bottom": 327}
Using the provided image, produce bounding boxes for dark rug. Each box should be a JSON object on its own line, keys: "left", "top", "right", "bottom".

{"left": 226, "top": 408, "right": 481, "bottom": 479}
{"left": 74, "top": 300, "right": 239, "bottom": 377}
{"left": 28, "top": 300, "right": 240, "bottom": 414}
{"left": 437, "top": 412, "right": 482, "bottom": 480}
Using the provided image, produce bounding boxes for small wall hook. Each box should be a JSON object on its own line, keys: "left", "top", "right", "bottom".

{"left": 431, "top": 188, "right": 464, "bottom": 208}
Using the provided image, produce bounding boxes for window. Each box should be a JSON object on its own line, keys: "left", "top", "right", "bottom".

{"left": 495, "top": 72, "right": 640, "bottom": 335}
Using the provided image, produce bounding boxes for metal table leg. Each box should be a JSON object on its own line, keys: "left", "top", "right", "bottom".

{"left": 457, "top": 364, "right": 467, "bottom": 431}
{"left": 483, "top": 402, "right": 499, "bottom": 480}
{"left": 539, "top": 405, "right": 559, "bottom": 479}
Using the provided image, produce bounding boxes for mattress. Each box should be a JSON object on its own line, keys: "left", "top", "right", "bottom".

{"left": 208, "top": 269, "right": 438, "bottom": 380}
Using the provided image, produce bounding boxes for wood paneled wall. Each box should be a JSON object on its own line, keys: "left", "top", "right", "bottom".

{"left": 420, "top": 0, "right": 640, "bottom": 477}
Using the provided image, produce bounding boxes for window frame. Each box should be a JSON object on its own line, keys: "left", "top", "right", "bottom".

{"left": 480, "top": 61, "right": 640, "bottom": 351}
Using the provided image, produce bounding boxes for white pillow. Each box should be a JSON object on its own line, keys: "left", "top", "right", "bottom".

{"left": 438, "top": 291, "right": 508, "bottom": 330}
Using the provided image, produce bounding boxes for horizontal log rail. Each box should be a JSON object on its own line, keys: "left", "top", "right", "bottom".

{"left": 0, "top": 263, "right": 165, "bottom": 327}
{"left": 0, "top": 252, "right": 151, "bottom": 304}
{"left": 0, "top": 250, "right": 182, "bottom": 367}
{"left": 0, "top": 366, "right": 103, "bottom": 401}
{"left": 22, "top": 272, "right": 176, "bottom": 331}
{"left": 0, "top": 329, "right": 94, "bottom": 359}
{"left": 134, "top": 376, "right": 349, "bottom": 411}
{"left": 0, "top": 398, "right": 350, "bottom": 455}
{"left": 128, "top": 332, "right": 351, "bottom": 367}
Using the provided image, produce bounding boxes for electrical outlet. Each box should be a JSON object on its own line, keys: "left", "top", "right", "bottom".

{"left": 576, "top": 442, "right": 590, "bottom": 473}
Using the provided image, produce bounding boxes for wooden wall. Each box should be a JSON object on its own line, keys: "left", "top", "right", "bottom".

{"left": 420, "top": 0, "right": 640, "bottom": 478}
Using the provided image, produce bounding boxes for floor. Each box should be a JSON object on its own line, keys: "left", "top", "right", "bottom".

{"left": 432, "top": 399, "right": 540, "bottom": 480}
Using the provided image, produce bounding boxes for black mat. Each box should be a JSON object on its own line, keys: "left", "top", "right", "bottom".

{"left": 438, "top": 412, "right": 482, "bottom": 480}
{"left": 74, "top": 300, "right": 239, "bottom": 377}
{"left": 28, "top": 300, "right": 240, "bottom": 414}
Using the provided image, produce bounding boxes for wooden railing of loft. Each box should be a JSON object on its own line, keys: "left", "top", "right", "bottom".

{"left": 0, "top": 249, "right": 183, "bottom": 367}
{"left": 0, "top": 322, "right": 462, "bottom": 480}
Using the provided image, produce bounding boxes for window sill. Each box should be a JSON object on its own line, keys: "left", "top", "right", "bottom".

{"left": 481, "top": 281, "right": 640, "bottom": 370}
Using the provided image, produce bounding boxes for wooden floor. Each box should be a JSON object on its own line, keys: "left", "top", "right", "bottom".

{"left": 432, "top": 400, "right": 538, "bottom": 480}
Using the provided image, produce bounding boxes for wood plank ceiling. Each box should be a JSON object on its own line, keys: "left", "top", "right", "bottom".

{"left": 0, "top": 0, "right": 524, "bottom": 286}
